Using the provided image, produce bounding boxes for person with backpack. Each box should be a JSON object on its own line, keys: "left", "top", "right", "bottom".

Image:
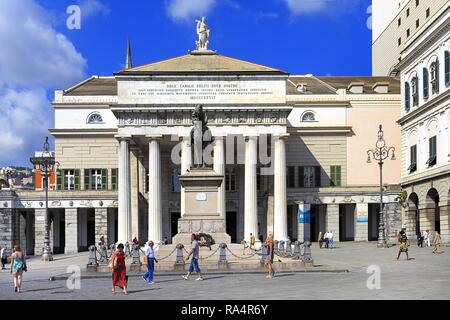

{"left": 396, "top": 230, "right": 411, "bottom": 260}
{"left": 10, "top": 245, "right": 27, "bottom": 293}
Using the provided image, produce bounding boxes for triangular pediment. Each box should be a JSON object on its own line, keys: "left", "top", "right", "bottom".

{"left": 116, "top": 53, "right": 287, "bottom": 75}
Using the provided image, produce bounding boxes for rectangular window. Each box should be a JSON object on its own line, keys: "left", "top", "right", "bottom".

{"left": 408, "top": 145, "right": 417, "bottom": 173}
{"left": 445, "top": 51, "right": 450, "bottom": 86}
{"left": 398, "top": 37, "right": 402, "bottom": 46}
{"left": 406, "top": 29, "right": 410, "bottom": 37}
{"left": 398, "top": 18, "right": 401, "bottom": 26}
{"left": 416, "top": 19, "right": 419, "bottom": 28}
{"left": 415, "top": 0, "right": 419, "bottom": 7}
{"left": 58, "top": 169, "right": 80, "bottom": 190}
{"left": 84, "top": 169, "right": 107, "bottom": 190}
{"left": 287, "top": 166, "right": 296, "bottom": 188}
{"left": 426, "top": 8, "right": 430, "bottom": 18}
{"left": 225, "top": 166, "right": 236, "bottom": 191}
{"left": 330, "top": 166, "right": 341, "bottom": 187}
{"left": 406, "top": 8, "right": 410, "bottom": 17}
{"left": 426, "top": 136, "right": 437, "bottom": 167}
{"left": 111, "top": 168, "right": 118, "bottom": 190}
{"left": 298, "top": 166, "right": 320, "bottom": 188}
{"left": 171, "top": 167, "right": 181, "bottom": 192}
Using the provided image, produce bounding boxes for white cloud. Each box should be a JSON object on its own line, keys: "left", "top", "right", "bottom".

{"left": 0, "top": 0, "right": 88, "bottom": 166}
{"left": 281, "top": 0, "right": 356, "bottom": 15}
{"left": 78, "top": 0, "right": 111, "bottom": 19}
{"left": 167, "top": 0, "right": 217, "bottom": 21}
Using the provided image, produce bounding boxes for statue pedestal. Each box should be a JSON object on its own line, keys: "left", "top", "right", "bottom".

{"left": 172, "top": 168, "right": 231, "bottom": 245}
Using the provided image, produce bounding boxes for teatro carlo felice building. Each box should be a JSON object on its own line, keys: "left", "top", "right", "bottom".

{"left": 0, "top": 26, "right": 404, "bottom": 256}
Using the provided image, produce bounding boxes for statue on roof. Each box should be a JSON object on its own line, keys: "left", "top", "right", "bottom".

{"left": 195, "top": 17, "right": 210, "bottom": 51}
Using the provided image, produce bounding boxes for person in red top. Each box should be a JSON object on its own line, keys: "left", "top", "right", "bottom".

{"left": 110, "top": 243, "right": 128, "bottom": 295}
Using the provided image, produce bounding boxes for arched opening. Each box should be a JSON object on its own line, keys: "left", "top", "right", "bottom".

{"left": 424, "top": 188, "right": 440, "bottom": 233}
{"left": 407, "top": 193, "right": 419, "bottom": 239}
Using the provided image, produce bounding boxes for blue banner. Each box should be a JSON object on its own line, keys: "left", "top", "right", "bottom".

{"left": 298, "top": 208, "right": 311, "bottom": 224}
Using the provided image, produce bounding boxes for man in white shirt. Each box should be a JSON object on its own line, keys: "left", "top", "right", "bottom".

{"left": 0, "top": 245, "right": 7, "bottom": 269}
{"left": 142, "top": 241, "right": 157, "bottom": 284}
{"left": 328, "top": 231, "right": 334, "bottom": 248}
{"left": 423, "top": 230, "right": 430, "bottom": 247}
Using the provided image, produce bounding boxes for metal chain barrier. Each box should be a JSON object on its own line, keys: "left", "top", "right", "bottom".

{"left": 225, "top": 246, "right": 260, "bottom": 260}
{"left": 198, "top": 246, "right": 220, "bottom": 260}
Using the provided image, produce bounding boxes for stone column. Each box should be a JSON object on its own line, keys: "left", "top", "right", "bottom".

{"left": 404, "top": 205, "right": 418, "bottom": 240}
{"left": 138, "top": 152, "right": 146, "bottom": 194}
{"left": 117, "top": 137, "right": 132, "bottom": 244}
{"left": 274, "top": 134, "right": 288, "bottom": 241}
{"left": 180, "top": 136, "right": 192, "bottom": 217}
{"left": 244, "top": 136, "right": 258, "bottom": 242}
{"left": 0, "top": 209, "right": 13, "bottom": 248}
{"left": 354, "top": 203, "right": 368, "bottom": 242}
{"left": 130, "top": 148, "right": 139, "bottom": 239}
{"left": 34, "top": 208, "right": 46, "bottom": 256}
{"left": 439, "top": 201, "right": 449, "bottom": 243}
{"left": 95, "top": 207, "right": 108, "bottom": 245}
{"left": 297, "top": 203, "right": 311, "bottom": 242}
{"left": 419, "top": 204, "right": 435, "bottom": 232}
{"left": 148, "top": 136, "right": 162, "bottom": 243}
{"left": 326, "top": 204, "right": 340, "bottom": 242}
{"left": 214, "top": 135, "right": 226, "bottom": 219}
{"left": 65, "top": 208, "right": 78, "bottom": 254}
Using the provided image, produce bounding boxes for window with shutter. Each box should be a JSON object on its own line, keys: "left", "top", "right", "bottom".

{"left": 101, "top": 169, "right": 107, "bottom": 190}
{"left": 411, "top": 77, "right": 418, "bottom": 106}
{"left": 423, "top": 68, "right": 429, "bottom": 100}
{"left": 405, "top": 82, "right": 410, "bottom": 111}
{"left": 315, "top": 166, "right": 321, "bottom": 187}
{"left": 111, "top": 169, "right": 118, "bottom": 190}
{"left": 445, "top": 51, "right": 450, "bottom": 86}
{"left": 298, "top": 166, "right": 304, "bottom": 187}
{"left": 74, "top": 170, "right": 80, "bottom": 190}
{"left": 84, "top": 169, "right": 90, "bottom": 190}
{"left": 426, "top": 136, "right": 437, "bottom": 167}
{"left": 330, "top": 166, "right": 341, "bottom": 187}
{"left": 287, "top": 166, "right": 296, "bottom": 188}
{"left": 56, "top": 174, "right": 62, "bottom": 191}
{"left": 408, "top": 145, "right": 417, "bottom": 173}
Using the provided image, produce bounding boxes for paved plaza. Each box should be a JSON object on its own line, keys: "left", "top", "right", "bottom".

{"left": 0, "top": 242, "right": 448, "bottom": 300}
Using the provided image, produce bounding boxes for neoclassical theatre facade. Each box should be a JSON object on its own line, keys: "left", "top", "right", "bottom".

{"left": 0, "top": 49, "right": 404, "bottom": 255}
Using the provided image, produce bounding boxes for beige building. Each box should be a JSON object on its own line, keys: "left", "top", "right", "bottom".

{"left": 372, "top": 0, "right": 448, "bottom": 76}
{"left": 0, "top": 41, "right": 403, "bottom": 256}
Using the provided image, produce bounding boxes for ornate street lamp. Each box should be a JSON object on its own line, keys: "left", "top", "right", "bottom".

{"left": 367, "top": 125, "right": 396, "bottom": 248}
{"left": 30, "top": 137, "right": 59, "bottom": 261}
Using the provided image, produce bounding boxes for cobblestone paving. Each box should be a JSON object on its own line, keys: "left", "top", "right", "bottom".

{"left": 0, "top": 242, "right": 448, "bottom": 300}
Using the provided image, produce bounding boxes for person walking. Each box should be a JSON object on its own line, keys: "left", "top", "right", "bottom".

{"left": 324, "top": 231, "right": 329, "bottom": 248}
{"left": 423, "top": 230, "right": 430, "bottom": 247}
{"left": 417, "top": 231, "right": 423, "bottom": 247}
{"left": 1, "top": 244, "right": 7, "bottom": 269}
{"left": 183, "top": 233, "right": 204, "bottom": 281}
{"left": 110, "top": 243, "right": 128, "bottom": 295}
{"left": 328, "top": 230, "right": 334, "bottom": 249}
{"left": 249, "top": 233, "right": 256, "bottom": 250}
{"left": 142, "top": 241, "right": 157, "bottom": 284}
{"left": 263, "top": 234, "right": 275, "bottom": 279}
{"left": 10, "top": 245, "right": 27, "bottom": 293}
{"left": 396, "top": 230, "right": 410, "bottom": 260}
{"left": 433, "top": 231, "right": 442, "bottom": 254}
{"left": 318, "top": 232, "right": 324, "bottom": 249}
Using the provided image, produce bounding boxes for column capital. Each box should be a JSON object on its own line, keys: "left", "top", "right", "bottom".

{"left": 273, "top": 133, "right": 290, "bottom": 140}
{"left": 145, "top": 134, "right": 163, "bottom": 141}
{"left": 115, "top": 135, "right": 132, "bottom": 142}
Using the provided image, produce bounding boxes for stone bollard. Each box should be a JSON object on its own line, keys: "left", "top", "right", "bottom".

{"left": 174, "top": 243, "right": 185, "bottom": 271}
{"left": 285, "top": 240, "right": 292, "bottom": 257}
{"left": 273, "top": 240, "right": 279, "bottom": 255}
{"left": 279, "top": 240, "right": 285, "bottom": 257}
{"left": 98, "top": 245, "right": 109, "bottom": 265}
{"left": 241, "top": 240, "right": 247, "bottom": 255}
{"left": 129, "top": 244, "right": 142, "bottom": 272}
{"left": 218, "top": 243, "right": 228, "bottom": 270}
{"left": 293, "top": 241, "right": 301, "bottom": 260}
{"left": 302, "top": 241, "right": 314, "bottom": 267}
{"left": 86, "top": 245, "right": 98, "bottom": 272}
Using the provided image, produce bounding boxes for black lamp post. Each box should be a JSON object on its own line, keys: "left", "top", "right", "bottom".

{"left": 367, "top": 125, "right": 396, "bottom": 248}
{"left": 30, "top": 137, "right": 59, "bottom": 261}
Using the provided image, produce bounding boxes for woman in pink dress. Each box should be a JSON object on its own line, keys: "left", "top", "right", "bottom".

{"left": 111, "top": 243, "right": 128, "bottom": 295}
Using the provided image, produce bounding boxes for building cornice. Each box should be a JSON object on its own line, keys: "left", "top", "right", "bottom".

{"left": 401, "top": 164, "right": 450, "bottom": 187}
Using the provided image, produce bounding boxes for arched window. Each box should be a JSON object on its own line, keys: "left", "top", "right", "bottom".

{"left": 445, "top": 51, "right": 450, "bottom": 86}
{"left": 87, "top": 113, "right": 103, "bottom": 124}
{"left": 405, "top": 82, "right": 410, "bottom": 112}
{"left": 301, "top": 112, "right": 316, "bottom": 122}
{"left": 411, "top": 76, "right": 418, "bottom": 106}
{"left": 423, "top": 67, "right": 429, "bottom": 100}
{"left": 430, "top": 60, "right": 439, "bottom": 94}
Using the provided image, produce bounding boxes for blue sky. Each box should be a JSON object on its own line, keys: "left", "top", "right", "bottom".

{"left": 0, "top": 0, "right": 373, "bottom": 167}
